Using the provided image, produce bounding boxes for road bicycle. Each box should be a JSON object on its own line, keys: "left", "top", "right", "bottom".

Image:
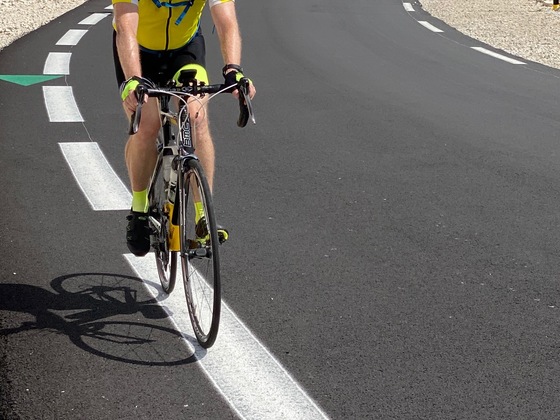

{"left": 129, "top": 69, "right": 255, "bottom": 348}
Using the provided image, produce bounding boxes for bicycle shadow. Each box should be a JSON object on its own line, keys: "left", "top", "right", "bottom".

{"left": 0, "top": 273, "right": 197, "bottom": 366}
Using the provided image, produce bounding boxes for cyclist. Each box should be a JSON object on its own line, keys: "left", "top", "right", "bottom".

{"left": 112, "top": 0, "right": 256, "bottom": 257}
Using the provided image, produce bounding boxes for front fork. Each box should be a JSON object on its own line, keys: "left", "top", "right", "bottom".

{"left": 170, "top": 154, "right": 198, "bottom": 252}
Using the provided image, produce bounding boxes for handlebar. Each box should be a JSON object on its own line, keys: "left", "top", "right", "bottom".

{"left": 128, "top": 78, "right": 255, "bottom": 135}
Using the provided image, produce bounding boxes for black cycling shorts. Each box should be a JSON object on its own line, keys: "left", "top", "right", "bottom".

{"left": 112, "top": 31, "right": 207, "bottom": 87}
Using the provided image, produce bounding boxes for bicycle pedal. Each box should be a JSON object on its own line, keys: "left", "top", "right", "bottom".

{"left": 189, "top": 248, "right": 212, "bottom": 259}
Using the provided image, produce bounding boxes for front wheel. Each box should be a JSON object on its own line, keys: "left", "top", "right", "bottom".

{"left": 179, "top": 158, "right": 221, "bottom": 348}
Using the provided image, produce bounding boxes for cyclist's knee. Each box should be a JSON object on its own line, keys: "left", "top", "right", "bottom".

{"left": 193, "top": 112, "right": 210, "bottom": 136}
{"left": 131, "top": 99, "right": 160, "bottom": 138}
{"left": 192, "top": 108, "right": 208, "bottom": 124}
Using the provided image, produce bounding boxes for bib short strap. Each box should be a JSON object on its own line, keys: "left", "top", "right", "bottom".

{"left": 152, "top": 0, "right": 195, "bottom": 25}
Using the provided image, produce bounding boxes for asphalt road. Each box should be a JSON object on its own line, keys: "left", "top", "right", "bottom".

{"left": 2, "top": 0, "right": 560, "bottom": 418}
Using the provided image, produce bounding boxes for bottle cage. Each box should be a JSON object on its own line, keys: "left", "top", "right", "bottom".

{"left": 152, "top": 0, "right": 194, "bottom": 25}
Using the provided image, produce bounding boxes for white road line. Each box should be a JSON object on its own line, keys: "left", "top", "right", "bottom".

{"left": 43, "top": 86, "right": 84, "bottom": 122}
{"left": 44, "top": 52, "right": 72, "bottom": 75}
{"left": 79, "top": 13, "right": 110, "bottom": 25}
{"left": 59, "top": 142, "right": 132, "bottom": 211}
{"left": 125, "top": 254, "right": 330, "bottom": 420}
{"left": 418, "top": 21, "right": 443, "bottom": 33}
{"left": 56, "top": 29, "right": 88, "bottom": 46}
{"left": 471, "top": 47, "right": 526, "bottom": 65}
{"left": 403, "top": 2, "right": 414, "bottom": 12}
{"left": 105, "top": 5, "right": 114, "bottom": 10}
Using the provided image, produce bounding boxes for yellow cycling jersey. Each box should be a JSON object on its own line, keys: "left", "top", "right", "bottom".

{"left": 112, "top": 0, "right": 233, "bottom": 51}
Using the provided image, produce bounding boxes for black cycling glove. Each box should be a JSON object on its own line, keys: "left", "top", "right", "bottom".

{"left": 222, "top": 64, "right": 249, "bottom": 93}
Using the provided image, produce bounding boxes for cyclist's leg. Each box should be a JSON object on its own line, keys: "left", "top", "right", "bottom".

{"left": 114, "top": 36, "right": 162, "bottom": 208}
{"left": 124, "top": 99, "right": 160, "bottom": 202}
{"left": 169, "top": 35, "right": 228, "bottom": 243}
{"left": 113, "top": 33, "right": 163, "bottom": 256}
{"left": 169, "top": 34, "right": 216, "bottom": 191}
{"left": 190, "top": 93, "right": 214, "bottom": 191}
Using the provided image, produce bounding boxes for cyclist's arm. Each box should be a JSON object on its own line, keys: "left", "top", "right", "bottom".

{"left": 210, "top": 1, "right": 256, "bottom": 98}
{"left": 210, "top": 1, "right": 242, "bottom": 70}
{"left": 114, "top": 2, "right": 141, "bottom": 79}
{"left": 113, "top": 2, "right": 142, "bottom": 112}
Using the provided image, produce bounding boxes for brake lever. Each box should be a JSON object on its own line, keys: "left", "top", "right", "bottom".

{"left": 237, "top": 78, "right": 256, "bottom": 128}
{"left": 128, "top": 84, "right": 149, "bottom": 135}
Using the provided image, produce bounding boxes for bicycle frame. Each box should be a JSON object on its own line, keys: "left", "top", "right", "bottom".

{"left": 155, "top": 87, "right": 207, "bottom": 231}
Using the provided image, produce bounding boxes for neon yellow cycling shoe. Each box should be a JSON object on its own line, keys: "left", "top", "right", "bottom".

{"left": 195, "top": 217, "right": 229, "bottom": 244}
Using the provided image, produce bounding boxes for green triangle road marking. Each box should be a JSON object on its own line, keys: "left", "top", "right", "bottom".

{"left": 0, "top": 75, "right": 64, "bottom": 86}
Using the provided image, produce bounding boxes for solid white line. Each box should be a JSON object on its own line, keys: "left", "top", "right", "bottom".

{"left": 471, "top": 47, "right": 526, "bottom": 65}
{"left": 403, "top": 2, "right": 414, "bottom": 12}
{"left": 43, "top": 86, "right": 84, "bottom": 122}
{"left": 56, "top": 29, "right": 88, "bottom": 46}
{"left": 59, "top": 142, "right": 132, "bottom": 211}
{"left": 105, "top": 5, "right": 113, "bottom": 9}
{"left": 79, "top": 13, "right": 110, "bottom": 25}
{"left": 418, "top": 21, "right": 443, "bottom": 33}
{"left": 125, "top": 254, "right": 330, "bottom": 420}
{"left": 44, "top": 52, "right": 72, "bottom": 75}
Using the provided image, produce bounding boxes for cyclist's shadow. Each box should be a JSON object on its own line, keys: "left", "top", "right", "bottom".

{"left": 0, "top": 273, "right": 196, "bottom": 366}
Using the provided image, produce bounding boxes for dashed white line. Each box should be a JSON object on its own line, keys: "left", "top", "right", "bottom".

{"left": 43, "top": 86, "right": 84, "bottom": 122}
{"left": 44, "top": 52, "right": 72, "bottom": 75}
{"left": 471, "top": 47, "right": 526, "bottom": 65}
{"left": 59, "top": 142, "right": 132, "bottom": 211}
{"left": 79, "top": 13, "right": 110, "bottom": 25}
{"left": 56, "top": 29, "right": 88, "bottom": 46}
{"left": 412, "top": 9, "right": 527, "bottom": 66}
{"left": 125, "top": 254, "right": 330, "bottom": 420}
{"left": 418, "top": 21, "right": 443, "bottom": 33}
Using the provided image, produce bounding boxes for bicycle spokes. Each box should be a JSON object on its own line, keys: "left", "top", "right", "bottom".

{"left": 180, "top": 159, "right": 221, "bottom": 348}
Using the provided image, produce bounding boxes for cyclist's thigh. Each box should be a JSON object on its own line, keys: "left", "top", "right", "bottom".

{"left": 169, "top": 33, "right": 209, "bottom": 85}
{"left": 169, "top": 34, "right": 211, "bottom": 122}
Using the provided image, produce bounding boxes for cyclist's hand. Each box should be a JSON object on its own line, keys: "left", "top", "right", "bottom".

{"left": 245, "top": 77, "right": 256, "bottom": 100}
{"left": 119, "top": 76, "right": 152, "bottom": 113}
{"left": 222, "top": 65, "right": 256, "bottom": 99}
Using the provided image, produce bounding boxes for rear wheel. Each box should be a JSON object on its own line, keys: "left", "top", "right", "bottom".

{"left": 179, "top": 158, "right": 221, "bottom": 348}
{"left": 149, "top": 159, "right": 177, "bottom": 293}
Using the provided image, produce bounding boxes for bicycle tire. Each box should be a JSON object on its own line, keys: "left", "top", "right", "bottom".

{"left": 149, "top": 158, "right": 177, "bottom": 293}
{"left": 179, "top": 158, "right": 221, "bottom": 348}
